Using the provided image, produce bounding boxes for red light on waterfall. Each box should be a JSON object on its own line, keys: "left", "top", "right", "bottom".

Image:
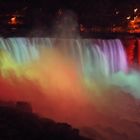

{"left": 137, "top": 40, "right": 140, "bottom": 65}
{"left": 126, "top": 40, "right": 135, "bottom": 65}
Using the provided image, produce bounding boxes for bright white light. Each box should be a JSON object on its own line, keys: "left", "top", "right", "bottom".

{"left": 126, "top": 16, "right": 131, "bottom": 20}
{"left": 134, "top": 8, "right": 138, "bottom": 13}
{"left": 115, "top": 11, "right": 119, "bottom": 15}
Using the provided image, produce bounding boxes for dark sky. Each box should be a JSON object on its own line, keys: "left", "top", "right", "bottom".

{"left": 0, "top": 0, "right": 140, "bottom": 27}
{"left": 0, "top": 0, "right": 138, "bottom": 15}
{"left": 0, "top": 0, "right": 139, "bottom": 11}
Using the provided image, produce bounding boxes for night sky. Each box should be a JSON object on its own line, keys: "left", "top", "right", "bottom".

{"left": 0, "top": 0, "right": 140, "bottom": 35}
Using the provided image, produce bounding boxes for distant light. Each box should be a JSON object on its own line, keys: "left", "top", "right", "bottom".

{"left": 8, "top": 16, "right": 18, "bottom": 25}
{"left": 115, "top": 11, "right": 119, "bottom": 15}
{"left": 58, "top": 9, "right": 63, "bottom": 16}
{"left": 134, "top": 8, "right": 138, "bottom": 13}
{"left": 130, "top": 20, "right": 135, "bottom": 23}
{"left": 126, "top": 16, "right": 131, "bottom": 20}
{"left": 134, "top": 16, "right": 138, "bottom": 19}
{"left": 10, "top": 17, "right": 17, "bottom": 25}
{"left": 80, "top": 24, "right": 85, "bottom": 32}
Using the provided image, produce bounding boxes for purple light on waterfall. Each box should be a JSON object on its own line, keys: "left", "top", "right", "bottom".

{"left": 92, "top": 39, "right": 128, "bottom": 73}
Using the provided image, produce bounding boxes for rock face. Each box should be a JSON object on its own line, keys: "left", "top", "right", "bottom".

{"left": 0, "top": 101, "right": 91, "bottom": 140}
{"left": 16, "top": 101, "right": 32, "bottom": 112}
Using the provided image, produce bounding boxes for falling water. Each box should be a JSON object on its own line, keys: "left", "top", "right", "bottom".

{"left": 2, "top": 37, "right": 140, "bottom": 139}
{"left": 0, "top": 38, "right": 127, "bottom": 75}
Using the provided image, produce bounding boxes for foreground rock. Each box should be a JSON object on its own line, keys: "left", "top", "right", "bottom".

{"left": 0, "top": 101, "right": 91, "bottom": 140}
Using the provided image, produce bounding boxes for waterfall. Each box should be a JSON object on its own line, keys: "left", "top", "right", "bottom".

{"left": 0, "top": 38, "right": 128, "bottom": 76}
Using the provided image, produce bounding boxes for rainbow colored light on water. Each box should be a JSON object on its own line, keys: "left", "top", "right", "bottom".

{"left": 1, "top": 37, "right": 140, "bottom": 139}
